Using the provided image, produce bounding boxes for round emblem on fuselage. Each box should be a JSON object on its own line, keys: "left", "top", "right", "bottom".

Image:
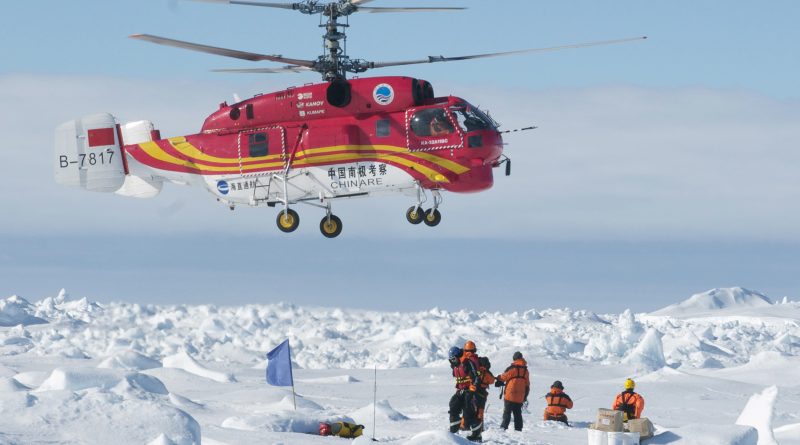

{"left": 373, "top": 83, "right": 395, "bottom": 105}
{"left": 217, "top": 180, "right": 230, "bottom": 195}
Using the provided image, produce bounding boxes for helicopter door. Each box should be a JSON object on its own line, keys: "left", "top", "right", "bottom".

{"left": 406, "top": 107, "right": 464, "bottom": 152}
{"left": 238, "top": 127, "right": 286, "bottom": 201}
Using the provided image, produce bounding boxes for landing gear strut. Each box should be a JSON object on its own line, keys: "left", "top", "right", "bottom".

{"left": 406, "top": 184, "right": 443, "bottom": 227}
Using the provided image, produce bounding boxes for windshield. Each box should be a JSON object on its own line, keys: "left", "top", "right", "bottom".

{"left": 450, "top": 105, "right": 496, "bottom": 132}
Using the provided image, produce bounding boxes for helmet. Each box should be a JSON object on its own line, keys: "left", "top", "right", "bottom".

{"left": 464, "top": 340, "right": 476, "bottom": 353}
{"left": 319, "top": 423, "right": 332, "bottom": 436}
{"left": 551, "top": 380, "right": 564, "bottom": 390}
{"left": 448, "top": 347, "right": 463, "bottom": 360}
{"left": 512, "top": 351, "right": 523, "bottom": 361}
{"left": 624, "top": 378, "right": 635, "bottom": 390}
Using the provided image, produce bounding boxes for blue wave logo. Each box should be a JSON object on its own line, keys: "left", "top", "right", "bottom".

{"left": 217, "top": 180, "right": 230, "bottom": 195}
{"left": 373, "top": 84, "right": 394, "bottom": 105}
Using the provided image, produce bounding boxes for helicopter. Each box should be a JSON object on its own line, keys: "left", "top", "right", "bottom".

{"left": 54, "top": 0, "right": 645, "bottom": 238}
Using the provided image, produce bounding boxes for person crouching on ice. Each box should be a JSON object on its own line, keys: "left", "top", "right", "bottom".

{"left": 543, "top": 380, "right": 573, "bottom": 424}
{"left": 494, "top": 351, "right": 530, "bottom": 431}
{"left": 613, "top": 378, "right": 645, "bottom": 420}
{"left": 448, "top": 346, "right": 482, "bottom": 442}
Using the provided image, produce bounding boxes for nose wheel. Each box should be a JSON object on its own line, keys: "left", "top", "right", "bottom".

{"left": 406, "top": 186, "right": 443, "bottom": 227}
{"left": 423, "top": 208, "right": 441, "bottom": 227}
{"left": 406, "top": 206, "right": 425, "bottom": 225}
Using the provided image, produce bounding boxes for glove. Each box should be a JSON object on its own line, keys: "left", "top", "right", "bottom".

{"left": 523, "top": 400, "right": 529, "bottom": 410}
{"left": 494, "top": 380, "right": 505, "bottom": 387}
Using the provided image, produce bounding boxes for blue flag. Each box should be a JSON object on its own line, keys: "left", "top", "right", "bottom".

{"left": 266, "top": 339, "right": 294, "bottom": 386}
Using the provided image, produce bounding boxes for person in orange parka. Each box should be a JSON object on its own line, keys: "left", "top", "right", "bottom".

{"left": 494, "top": 351, "right": 530, "bottom": 431}
{"left": 613, "top": 378, "right": 645, "bottom": 420}
{"left": 543, "top": 380, "right": 573, "bottom": 424}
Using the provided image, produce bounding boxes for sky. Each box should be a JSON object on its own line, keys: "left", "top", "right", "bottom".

{"left": 1, "top": 0, "right": 799, "bottom": 312}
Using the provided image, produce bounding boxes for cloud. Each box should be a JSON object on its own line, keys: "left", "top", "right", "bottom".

{"left": 1, "top": 75, "right": 798, "bottom": 241}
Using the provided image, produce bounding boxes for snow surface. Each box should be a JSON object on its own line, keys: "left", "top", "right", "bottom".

{"left": 0, "top": 287, "right": 797, "bottom": 444}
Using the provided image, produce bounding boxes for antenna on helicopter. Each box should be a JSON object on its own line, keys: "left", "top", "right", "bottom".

{"left": 131, "top": 1, "right": 646, "bottom": 81}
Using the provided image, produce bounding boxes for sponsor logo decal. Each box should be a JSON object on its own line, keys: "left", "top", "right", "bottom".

{"left": 373, "top": 83, "right": 394, "bottom": 105}
{"left": 217, "top": 180, "right": 230, "bottom": 195}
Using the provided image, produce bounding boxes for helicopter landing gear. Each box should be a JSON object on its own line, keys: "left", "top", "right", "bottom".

{"left": 276, "top": 208, "right": 300, "bottom": 233}
{"left": 406, "top": 206, "right": 424, "bottom": 225}
{"left": 320, "top": 214, "right": 343, "bottom": 238}
{"left": 407, "top": 185, "right": 443, "bottom": 227}
{"left": 423, "top": 190, "right": 443, "bottom": 227}
{"left": 319, "top": 203, "right": 343, "bottom": 238}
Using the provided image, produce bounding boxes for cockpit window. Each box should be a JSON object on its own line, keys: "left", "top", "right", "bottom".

{"left": 410, "top": 108, "right": 455, "bottom": 137}
{"left": 451, "top": 105, "right": 496, "bottom": 132}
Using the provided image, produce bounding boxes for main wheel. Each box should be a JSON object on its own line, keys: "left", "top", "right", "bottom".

{"left": 319, "top": 215, "right": 343, "bottom": 238}
{"left": 276, "top": 208, "right": 300, "bottom": 233}
{"left": 423, "top": 208, "right": 442, "bottom": 227}
{"left": 406, "top": 206, "right": 425, "bottom": 225}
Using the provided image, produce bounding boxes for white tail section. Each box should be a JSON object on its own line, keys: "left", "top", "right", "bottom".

{"left": 115, "top": 120, "right": 163, "bottom": 198}
{"left": 55, "top": 113, "right": 126, "bottom": 192}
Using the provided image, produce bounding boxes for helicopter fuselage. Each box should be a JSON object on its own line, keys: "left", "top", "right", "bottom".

{"left": 125, "top": 76, "right": 504, "bottom": 206}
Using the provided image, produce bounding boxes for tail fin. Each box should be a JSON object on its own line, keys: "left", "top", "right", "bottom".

{"left": 54, "top": 113, "right": 126, "bottom": 192}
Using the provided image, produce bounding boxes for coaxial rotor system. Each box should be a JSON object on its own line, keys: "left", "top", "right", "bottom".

{"left": 131, "top": 0, "right": 646, "bottom": 81}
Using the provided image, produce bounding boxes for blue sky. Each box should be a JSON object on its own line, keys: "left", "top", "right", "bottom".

{"left": 1, "top": 0, "right": 799, "bottom": 311}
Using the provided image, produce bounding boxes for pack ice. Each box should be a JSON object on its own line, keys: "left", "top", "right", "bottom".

{"left": 0, "top": 287, "right": 798, "bottom": 445}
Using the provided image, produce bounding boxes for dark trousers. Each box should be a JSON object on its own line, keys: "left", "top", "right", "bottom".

{"left": 449, "top": 390, "right": 479, "bottom": 435}
{"left": 501, "top": 400, "right": 523, "bottom": 431}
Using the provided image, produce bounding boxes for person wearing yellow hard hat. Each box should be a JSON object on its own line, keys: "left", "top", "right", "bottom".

{"left": 613, "top": 378, "right": 645, "bottom": 420}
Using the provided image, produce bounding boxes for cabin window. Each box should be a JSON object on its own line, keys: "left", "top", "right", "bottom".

{"left": 410, "top": 108, "right": 454, "bottom": 137}
{"left": 248, "top": 132, "right": 268, "bottom": 157}
{"left": 376, "top": 119, "right": 390, "bottom": 137}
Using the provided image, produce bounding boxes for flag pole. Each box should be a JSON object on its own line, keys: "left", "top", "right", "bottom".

{"left": 292, "top": 382, "right": 297, "bottom": 411}
{"left": 372, "top": 365, "right": 377, "bottom": 441}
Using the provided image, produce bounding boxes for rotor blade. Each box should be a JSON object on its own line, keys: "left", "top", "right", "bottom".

{"left": 350, "top": 0, "right": 377, "bottom": 5}
{"left": 357, "top": 6, "right": 466, "bottom": 13}
{"left": 129, "top": 34, "right": 316, "bottom": 67}
{"left": 188, "top": 0, "right": 297, "bottom": 9}
{"left": 370, "top": 36, "right": 647, "bottom": 69}
{"left": 212, "top": 66, "right": 314, "bottom": 74}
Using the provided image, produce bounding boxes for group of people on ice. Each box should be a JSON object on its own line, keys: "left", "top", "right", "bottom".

{"left": 447, "top": 341, "right": 645, "bottom": 442}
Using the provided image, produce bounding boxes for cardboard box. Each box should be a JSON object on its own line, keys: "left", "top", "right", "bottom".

{"left": 595, "top": 409, "right": 624, "bottom": 432}
{"left": 626, "top": 417, "right": 654, "bottom": 439}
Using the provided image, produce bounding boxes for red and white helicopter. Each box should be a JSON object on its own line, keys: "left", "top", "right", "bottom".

{"left": 54, "top": 0, "right": 644, "bottom": 238}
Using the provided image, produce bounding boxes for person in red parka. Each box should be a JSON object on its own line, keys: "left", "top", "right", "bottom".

{"left": 448, "top": 344, "right": 482, "bottom": 442}
{"left": 494, "top": 351, "right": 530, "bottom": 431}
{"left": 543, "top": 380, "right": 573, "bottom": 424}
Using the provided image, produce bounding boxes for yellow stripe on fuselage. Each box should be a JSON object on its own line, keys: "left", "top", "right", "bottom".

{"left": 142, "top": 139, "right": 468, "bottom": 180}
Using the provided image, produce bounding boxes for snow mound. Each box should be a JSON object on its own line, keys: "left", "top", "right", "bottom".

{"left": 349, "top": 399, "right": 409, "bottom": 424}
{"left": 35, "top": 289, "right": 102, "bottom": 323}
{"left": 0, "top": 295, "right": 48, "bottom": 327}
{"left": 98, "top": 350, "right": 162, "bottom": 371}
{"left": 147, "top": 433, "right": 178, "bottom": 445}
{"left": 269, "top": 395, "right": 324, "bottom": 411}
{"left": 298, "top": 375, "right": 360, "bottom": 384}
{"left": 402, "top": 431, "right": 473, "bottom": 444}
{"left": 774, "top": 423, "right": 800, "bottom": 443}
{"left": 622, "top": 328, "right": 666, "bottom": 372}
{"left": 0, "top": 376, "right": 29, "bottom": 392}
{"left": 36, "top": 367, "right": 168, "bottom": 394}
{"left": 163, "top": 350, "right": 235, "bottom": 383}
{"left": 221, "top": 411, "right": 326, "bottom": 433}
{"left": 735, "top": 386, "right": 778, "bottom": 445}
{"left": 653, "top": 287, "right": 772, "bottom": 317}
{"left": 649, "top": 424, "right": 758, "bottom": 444}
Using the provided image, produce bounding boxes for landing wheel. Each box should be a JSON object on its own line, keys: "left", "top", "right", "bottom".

{"left": 423, "top": 208, "right": 441, "bottom": 227}
{"left": 276, "top": 208, "right": 300, "bottom": 233}
{"left": 319, "top": 214, "right": 343, "bottom": 238}
{"left": 406, "top": 206, "right": 425, "bottom": 225}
